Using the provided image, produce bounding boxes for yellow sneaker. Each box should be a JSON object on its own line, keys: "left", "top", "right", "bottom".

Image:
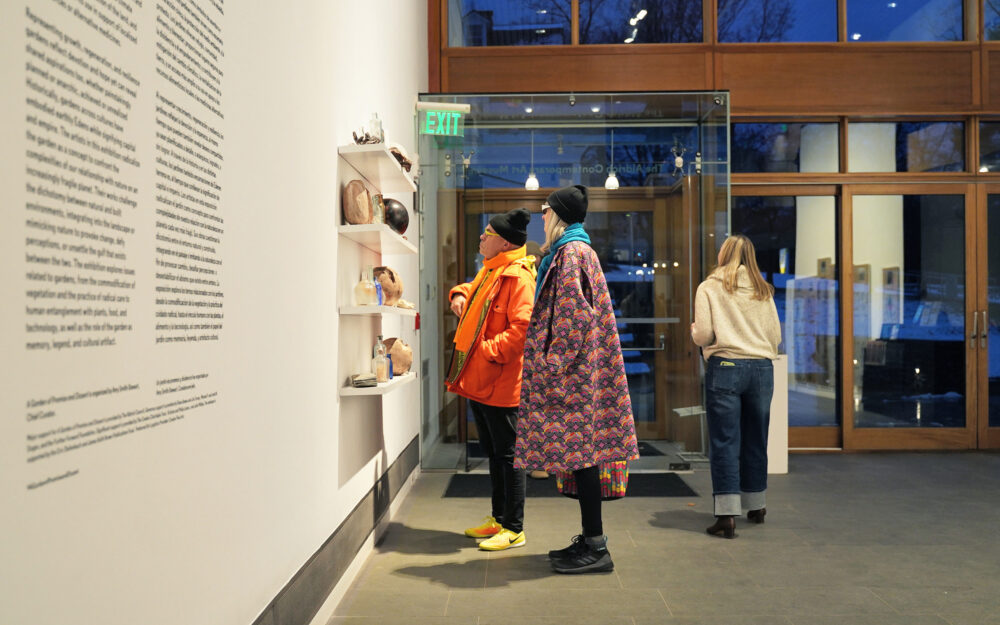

{"left": 479, "top": 529, "right": 526, "bottom": 551}
{"left": 464, "top": 516, "right": 502, "bottom": 538}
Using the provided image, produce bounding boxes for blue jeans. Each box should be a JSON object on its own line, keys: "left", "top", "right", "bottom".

{"left": 705, "top": 356, "right": 774, "bottom": 516}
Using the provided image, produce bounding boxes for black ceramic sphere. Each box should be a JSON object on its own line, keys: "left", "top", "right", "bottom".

{"left": 384, "top": 198, "right": 409, "bottom": 234}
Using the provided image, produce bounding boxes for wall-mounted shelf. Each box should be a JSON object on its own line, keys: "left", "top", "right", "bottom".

{"left": 338, "top": 224, "right": 417, "bottom": 255}
{"left": 338, "top": 144, "right": 416, "bottom": 194}
{"left": 340, "top": 305, "right": 417, "bottom": 317}
{"left": 340, "top": 372, "right": 417, "bottom": 397}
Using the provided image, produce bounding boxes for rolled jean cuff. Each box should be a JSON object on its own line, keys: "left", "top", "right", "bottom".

{"left": 713, "top": 493, "right": 740, "bottom": 516}
{"left": 741, "top": 491, "right": 766, "bottom": 511}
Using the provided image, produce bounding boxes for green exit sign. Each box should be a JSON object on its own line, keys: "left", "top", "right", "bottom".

{"left": 421, "top": 110, "right": 464, "bottom": 136}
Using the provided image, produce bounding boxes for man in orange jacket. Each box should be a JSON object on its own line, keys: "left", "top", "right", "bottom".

{"left": 446, "top": 207, "right": 535, "bottom": 551}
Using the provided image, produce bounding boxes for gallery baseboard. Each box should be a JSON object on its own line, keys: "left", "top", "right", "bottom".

{"left": 252, "top": 436, "right": 420, "bottom": 625}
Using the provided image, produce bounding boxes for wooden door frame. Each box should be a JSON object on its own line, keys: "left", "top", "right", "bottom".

{"left": 978, "top": 183, "right": 1000, "bottom": 448}
{"left": 730, "top": 184, "right": 842, "bottom": 449}
{"left": 841, "top": 183, "right": 978, "bottom": 450}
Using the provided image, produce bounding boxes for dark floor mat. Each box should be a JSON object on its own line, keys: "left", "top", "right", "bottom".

{"left": 637, "top": 441, "right": 664, "bottom": 456}
{"left": 443, "top": 472, "right": 697, "bottom": 498}
{"left": 469, "top": 440, "right": 665, "bottom": 458}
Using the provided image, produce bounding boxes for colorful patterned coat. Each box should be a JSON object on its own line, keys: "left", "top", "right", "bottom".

{"left": 514, "top": 241, "right": 639, "bottom": 472}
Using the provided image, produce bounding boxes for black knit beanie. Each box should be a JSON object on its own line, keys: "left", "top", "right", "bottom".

{"left": 489, "top": 207, "right": 531, "bottom": 246}
{"left": 547, "top": 185, "right": 588, "bottom": 224}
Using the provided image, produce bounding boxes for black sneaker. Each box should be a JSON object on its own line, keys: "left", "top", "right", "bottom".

{"left": 547, "top": 535, "right": 586, "bottom": 560}
{"left": 551, "top": 543, "right": 614, "bottom": 574}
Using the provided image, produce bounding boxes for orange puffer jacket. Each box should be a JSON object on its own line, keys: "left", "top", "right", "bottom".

{"left": 446, "top": 259, "right": 535, "bottom": 407}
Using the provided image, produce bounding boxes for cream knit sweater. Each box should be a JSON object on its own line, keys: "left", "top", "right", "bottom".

{"left": 691, "top": 266, "right": 782, "bottom": 361}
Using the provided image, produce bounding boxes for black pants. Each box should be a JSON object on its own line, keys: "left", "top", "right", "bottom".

{"left": 574, "top": 465, "right": 603, "bottom": 537}
{"left": 470, "top": 400, "right": 525, "bottom": 533}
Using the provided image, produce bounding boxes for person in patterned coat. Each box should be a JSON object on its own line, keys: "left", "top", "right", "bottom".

{"left": 514, "top": 185, "right": 639, "bottom": 574}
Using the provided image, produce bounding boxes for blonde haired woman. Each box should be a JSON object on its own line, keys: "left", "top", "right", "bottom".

{"left": 691, "top": 234, "right": 781, "bottom": 539}
{"left": 515, "top": 185, "right": 639, "bottom": 573}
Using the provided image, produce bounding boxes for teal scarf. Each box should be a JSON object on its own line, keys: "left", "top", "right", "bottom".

{"left": 535, "top": 223, "right": 591, "bottom": 301}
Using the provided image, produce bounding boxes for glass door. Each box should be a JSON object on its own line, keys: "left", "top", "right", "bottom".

{"left": 977, "top": 185, "right": 1000, "bottom": 448}
{"left": 842, "top": 185, "right": 977, "bottom": 449}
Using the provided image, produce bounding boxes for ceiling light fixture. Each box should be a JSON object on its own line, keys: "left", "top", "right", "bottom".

{"left": 979, "top": 165, "right": 990, "bottom": 172}
{"left": 525, "top": 129, "right": 539, "bottom": 191}
{"left": 636, "top": 9, "right": 647, "bottom": 20}
{"left": 605, "top": 129, "right": 619, "bottom": 190}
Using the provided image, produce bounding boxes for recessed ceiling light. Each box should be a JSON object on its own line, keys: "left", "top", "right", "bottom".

{"left": 591, "top": 106, "right": 601, "bottom": 113}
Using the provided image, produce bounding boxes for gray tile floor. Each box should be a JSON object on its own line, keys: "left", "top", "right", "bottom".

{"left": 331, "top": 453, "right": 1000, "bottom": 625}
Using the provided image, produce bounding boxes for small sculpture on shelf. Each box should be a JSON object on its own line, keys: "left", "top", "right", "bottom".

{"left": 352, "top": 130, "right": 381, "bottom": 145}
{"left": 343, "top": 180, "right": 372, "bottom": 224}
{"left": 373, "top": 266, "right": 403, "bottom": 306}
{"left": 383, "top": 198, "right": 409, "bottom": 234}
{"left": 353, "top": 113, "right": 384, "bottom": 145}
{"left": 383, "top": 337, "right": 413, "bottom": 375}
{"left": 388, "top": 143, "right": 413, "bottom": 172}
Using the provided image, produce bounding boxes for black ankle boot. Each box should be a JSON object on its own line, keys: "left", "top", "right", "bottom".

{"left": 747, "top": 508, "right": 767, "bottom": 524}
{"left": 551, "top": 542, "right": 614, "bottom": 574}
{"left": 706, "top": 515, "right": 736, "bottom": 539}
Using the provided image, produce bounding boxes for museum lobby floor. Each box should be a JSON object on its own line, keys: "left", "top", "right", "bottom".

{"left": 330, "top": 452, "right": 1000, "bottom": 625}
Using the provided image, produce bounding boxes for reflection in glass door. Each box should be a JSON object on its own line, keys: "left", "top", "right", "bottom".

{"left": 847, "top": 189, "right": 973, "bottom": 449}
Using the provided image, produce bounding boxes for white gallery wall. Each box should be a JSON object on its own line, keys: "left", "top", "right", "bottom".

{"left": 0, "top": 2, "right": 427, "bottom": 624}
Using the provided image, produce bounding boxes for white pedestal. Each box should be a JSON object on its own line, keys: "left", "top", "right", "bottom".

{"left": 768, "top": 355, "right": 788, "bottom": 474}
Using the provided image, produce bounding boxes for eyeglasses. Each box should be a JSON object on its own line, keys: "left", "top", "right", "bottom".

{"left": 482, "top": 228, "right": 502, "bottom": 238}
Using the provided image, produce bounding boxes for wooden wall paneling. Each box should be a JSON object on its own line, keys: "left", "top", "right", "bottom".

{"left": 847, "top": 428, "right": 972, "bottom": 450}
{"left": 968, "top": 0, "right": 980, "bottom": 41}
{"left": 965, "top": 184, "right": 979, "bottom": 448}
{"left": 716, "top": 46, "right": 977, "bottom": 114}
{"left": 428, "top": 0, "right": 441, "bottom": 92}
{"left": 571, "top": 0, "right": 579, "bottom": 46}
{"left": 839, "top": 186, "right": 856, "bottom": 449}
{"left": 443, "top": 47, "right": 713, "bottom": 93}
{"left": 988, "top": 50, "right": 1000, "bottom": 111}
{"left": 788, "top": 427, "right": 841, "bottom": 449}
{"left": 969, "top": 115, "right": 980, "bottom": 174}
{"left": 837, "top": 0, "right": 847, "bottom": 43}
{"left": 704, "top": 0, "right": 716, "bottom": 45}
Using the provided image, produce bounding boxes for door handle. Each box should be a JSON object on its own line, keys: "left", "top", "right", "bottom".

{"left": 970, "top": 312, "right": 979, "bottom": 349}
{"left": 982, "top": 310, "right": 988, "bottom": 349}
{"left": 624, "top": 333, "right": 666, "bottom": 352}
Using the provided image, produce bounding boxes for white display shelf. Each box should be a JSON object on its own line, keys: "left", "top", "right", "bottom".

{"left": 340, "top": 372, "right": 417, "bottom": 397}
{"left": 338, "top": 143, "right": 416, "bottom": 193}
{"left": 338, "top": 224, "right": 417, "bottom": 255}
{"left": 340, "top": 305, "right": 417, "bottom": 317}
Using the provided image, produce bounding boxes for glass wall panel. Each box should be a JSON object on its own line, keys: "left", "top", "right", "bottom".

{"left": 987, "top": 0, "right": 1000, "bottom": 40}
{"left": 852, "top": 194, "right": 966, "bottom": 428}
{"left": 989, "top": 195, "right": 1000, "bottom": 427}
{"left": 732, "top": 196, "right": 839, "bottom": 427}
{"left": 416, "top": 92, "right": 729, "bottom": 468}
{"left": 718, "top": 0, "right": 836, "bottom": 42}
{"left": 732, "top": 123, "right": 839, "bottom": 173}
{"left": 846, "top": 0, "right": 963, "bottom": 41}
{"left": 448, "top": 0, "right": 572, "bottom": 47}
{"left": 980, "top": 122, "right": 1000, "bottom": 173}
{"left": 580, "top": 0, "right": 702, "bottom": 43}
{"left": 848, "top": 122, "right": 965, "bottom": 173}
